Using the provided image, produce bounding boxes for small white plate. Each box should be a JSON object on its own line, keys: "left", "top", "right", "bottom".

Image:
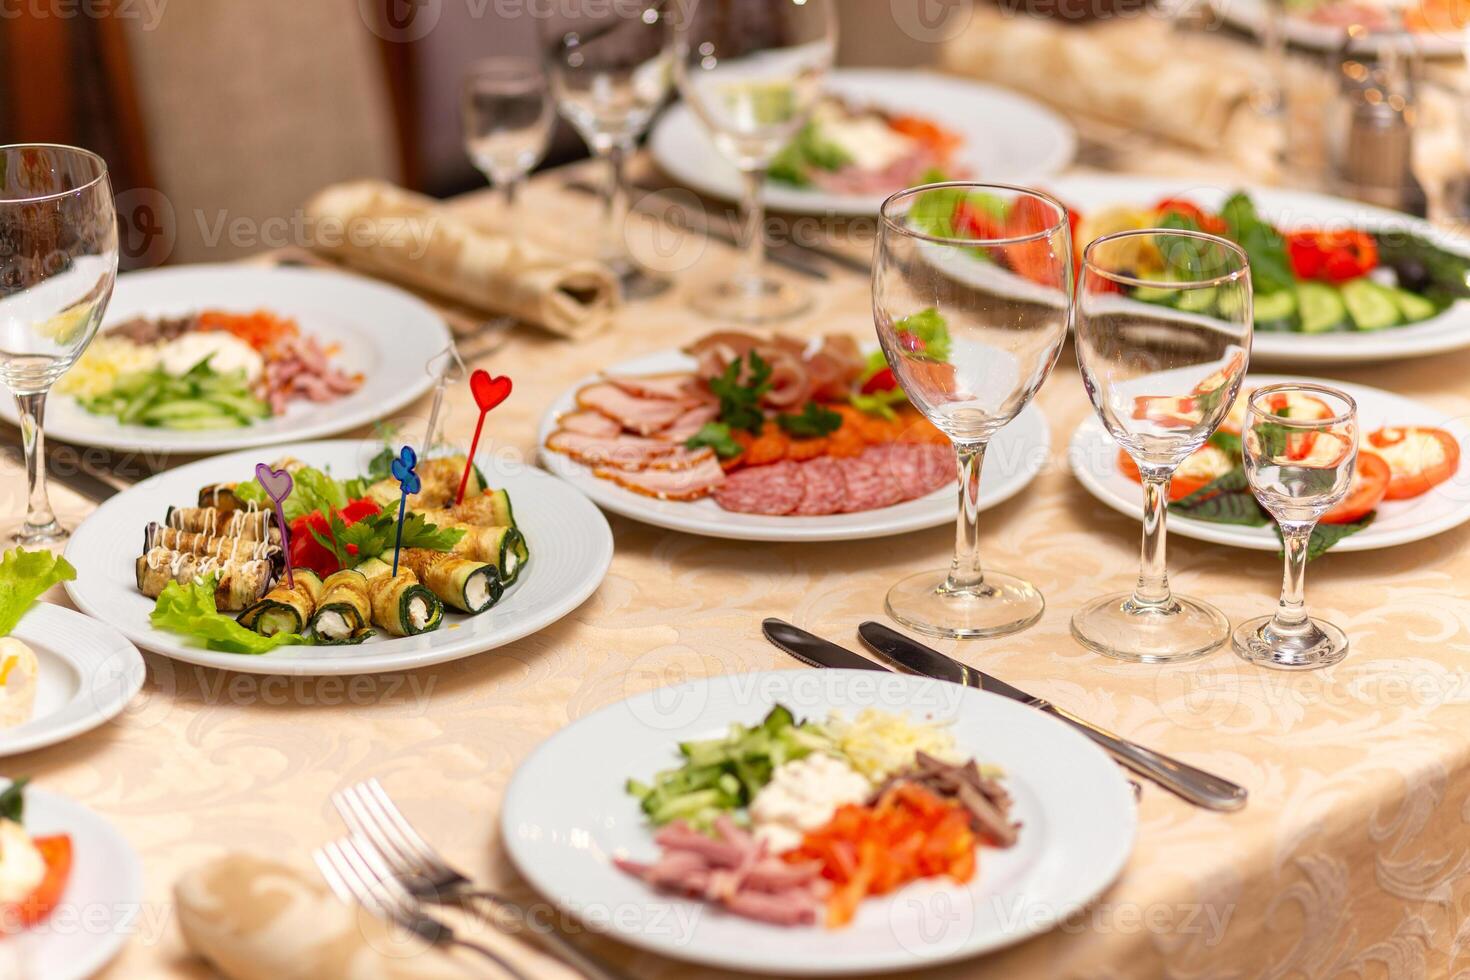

{"left": 650, "top": 69, "right": 1076, "bottom": 217}
{"left": 3, "top": 265, "right": 452, "bottom": 454}
{"left": 538, "top": 350, "right": 1051, "bottom": 542}
{"left": 1069, "top": 374, "right": 1470, "bottom": 552}
{"left": 0, "top": 604, "right": 144, "bottom": 758}
{"left": 0, "top": 781, "right": 143, "bottom": 980}
{"left": 63, "top": 440, "right": 613, "bottom": 675}
{"left": 502, "top": 669, "right": 1137, "bottom": 975}
{"left": 1044, "top": 175, "right": 1470, "bottom": 366}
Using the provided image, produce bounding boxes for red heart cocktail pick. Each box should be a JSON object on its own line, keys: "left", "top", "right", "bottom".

{"left": 255, "top": 462, "right": 295, "bottom": 588}
{"left": 457, "top": 370, "right": 512, "bottom": 504}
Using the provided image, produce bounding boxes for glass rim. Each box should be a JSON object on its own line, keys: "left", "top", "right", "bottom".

{"left": 0, "top": 143, "right": 110, "bottom": 205}
{"left": 463, "top": 55, "right": 547, "bottom": 82}
{"left": 1248, "top": 382, "right": 1358, "bottom": 427}
{"left": 1082, "top": 228, "right": 1251, "bottom": 291}
{"left": 878, "top": 181, "right": 1071, "bottom": 249}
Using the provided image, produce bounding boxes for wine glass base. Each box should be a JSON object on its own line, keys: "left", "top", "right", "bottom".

{"left": 885, "top": 569, "right": 1044, "bottom": 640}
{"left": 1232, "top": 615, "right": 1347, "bottom": 670}
{"left": 609, "top": 262, "right": 671, "bottom": 301}
{"left": 11, "top": 519, "right": 66, "bottom": 548}
{"left": 690, "top": 275, "right": 811, "bottom": 324}
{"left": 1071, "top": 591, "right": 1228, "bottom": 664}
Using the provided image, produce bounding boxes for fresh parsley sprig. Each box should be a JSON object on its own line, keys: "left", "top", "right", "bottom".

{"left": 709, "top": 351, "right": 773, "bottom": 434}
{"left": 685, "top": 421, "right": 744, "bottom": 458}
{"left": 777, "top": 402, "right": 842, "bottom": 439}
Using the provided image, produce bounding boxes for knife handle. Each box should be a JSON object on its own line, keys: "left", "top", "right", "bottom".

{"left": 1047, "top": 706, "right": 1247, "bottom": 812}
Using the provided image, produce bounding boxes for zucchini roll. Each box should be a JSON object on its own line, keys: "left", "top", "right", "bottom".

{"left": 144, "top": 523, "right": 282, "bottom": 572}
{"left": 398, "top": 548, "right": 502, "bottom": 613}
{"left": 451, "top": 488, "right": 514, "bottom": 528}
{"left": 237, "top": 569, "right": 324, "bottom": 636}
{"left": 367, "top": 570, "right": 442, "bottom": 636}
{"left": 135, "top": 547, "right": 273, "bottom": 611}
{"left": 366, "top": 455, "right": 484, "bottom": 512}
{"left": 309, "top": 570, "right": 373, "bottom": 643}
{"left": 165, "top": 506, "right": 278, "bottom": 542}
{"left": 448, "top": 523, "right": 528, "bottom": 586}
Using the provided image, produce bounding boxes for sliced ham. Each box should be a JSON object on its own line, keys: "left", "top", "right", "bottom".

{"left": 659, "top": 403, "right": 720, "bottom": 443}
{"left": 545, "top": 430, "right": 680, "bottom": 468}
{"left": 577, "top": 382, "right": 690, "bottom": 436}
{"left": 595, "top": 456, "right": 726, "bottom": 501}
{"left": 606, "top": 372, "right": 709, "bottom": 404}
{"left": 557, "top": 410, "right": 623, "bottom": 437}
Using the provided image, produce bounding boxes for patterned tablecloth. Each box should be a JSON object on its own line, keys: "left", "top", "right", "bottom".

{"left": 16, "top": 154, "right": 1470, "bottom": 979}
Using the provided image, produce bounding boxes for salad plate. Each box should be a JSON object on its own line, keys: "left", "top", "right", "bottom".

{"left": 62, "top": 440, "right": 613, "bottom": 675}
{"left": 0, "top": 265, "right": 452, "bottom": 454}
{"left": 502, "top": 669, "right": 1137, "bottom": 975}
{"left": 1069, "top": 374, "right": 1470, "bottom": 552}
{"left": 650, "top": 69, "right": 1075, "bottom": 217}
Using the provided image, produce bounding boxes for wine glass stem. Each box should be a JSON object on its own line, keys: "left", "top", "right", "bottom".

{"left": 501, "top": 174, "right": 519, "bottom": 219}
{"left": 738, "top": 167, "right": 767, "bottom": 286}
{"left": 1134, "top": 468, "right": 1174, "bottom": 607}
{"left": 945, "top": 439, "right": 987, "bottom": 592}
{"left": 15, "top": 391, "right": 57, "bottom": 535}
{"left": 1272, "top": 521, "right": 1313, "bottom": 633}
{"left": 600, "top": 140, "right": 633, "bottom": 269}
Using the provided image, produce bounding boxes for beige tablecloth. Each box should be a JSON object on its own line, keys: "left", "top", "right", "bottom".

{"left": 18, "top": 156, "right": 1470, "bottom": 979}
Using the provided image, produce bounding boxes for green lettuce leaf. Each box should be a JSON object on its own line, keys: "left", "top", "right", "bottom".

{"left": 0, "top": 777, "right": 27, "bottom": 823}
{"left": 0, "top": 549, "right": 77, "bottom": 636}
{"left": 150, "top": 576, "right": 309, "bottom": 655}
{"left": 233, "top": 466, "right": 360, "bottom": 522}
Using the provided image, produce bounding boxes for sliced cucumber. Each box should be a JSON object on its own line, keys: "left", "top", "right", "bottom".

{"left": 1215, "top": 286, "right": 1248, "bottom": 321}
{"left": 1131, "top": 285, "right": 1179, "bottom": 305}
{"left": 1341, "top": 279, "right": 1400, "bottom": 331}
{"left": 1388, "top": 286, "right": 1439, "bottom": 323}
{"left": 1176, "top": 286, "right": 1217, "bottom": 313}
{"left": 1296, "top": 282, "right": 1349, "bottom": 333}
{"left": 139, "top": 399, "right": 234, "bottom": 422}
{"left": 1253, "top": 290, "right": 1298, "bottom": 332}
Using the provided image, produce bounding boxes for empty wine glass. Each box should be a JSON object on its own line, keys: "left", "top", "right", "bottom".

{"left": 1235, "top": 383, "right": 1357, "bottom": 669}
{"left": 671, "top": 0, "right": 837, "bottom": 323}
{"left": 873, "top": 183, "right": 1072, "bottom": 638}
{"left": 1073, "top": 228, "right": 1252, "bottom": 663}
{"left": 461, "top": 57, "right": 554, "bottom": 223}
{"left": 545, "top": 5, "right": 672, "bottom": 298}
{"left": 0, "top": 144, "right": 118, "bottom": 545}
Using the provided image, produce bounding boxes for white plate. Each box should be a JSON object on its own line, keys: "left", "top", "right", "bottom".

{"left": 4, "top": 265, "right": 452, "bottom": 454}
{"left": 650, "top": 69, "right": 1076, "bottom": 217}
{"left": 502, "top": 669, "right": 1137, "bottom": 975}
{"left": 62, "top": 440, "right": 613, "bottom": 675}
{"left": 0, "top": 781, "right": 143, "bottom": 980}
{"left": 1212, "top": 0, "right": 1465, "bottom": 56}
{"left": 1069, "top": 374, "right": 1470, "bottom": 552}
{"left": 537, "top": 350, "right": 1051, "bottom": 542}
{"left": 1044, "top": 175, "right": 1470, "bottom": 365}
{"left": 0, "top": 604, "right": 144, "bottom": 758}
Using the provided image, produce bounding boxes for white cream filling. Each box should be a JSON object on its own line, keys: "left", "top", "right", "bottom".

{"left": 466, "top": 576, "right": 491, "bottom": 609}
{"left": 0, "top": 820, "right": 45, "bottom": 904}
{"left": 408, "top": 598, "right": 430, "bottom": 630}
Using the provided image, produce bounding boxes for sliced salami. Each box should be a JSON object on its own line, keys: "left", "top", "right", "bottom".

{"left": 884, "top": 442, "right": 957, "bottom": 501}
{"left": 838, "top": 447, "right": 904, "bottom": 512}
{"left": 714, "top": 460, "right": 805, "bottom": 515}
{"left": 793, "top": 456, "right": 847, "bottom": 515}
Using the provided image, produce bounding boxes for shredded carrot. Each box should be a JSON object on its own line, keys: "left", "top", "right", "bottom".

{"left": 196, "top": 309, "right": 300, "bottom": 352}
{"left": 888, "top": 116, "right": 964, "bottom": 156}
{"left": 737, "top": 422, "right": 790, "bottom": 467}
{"left": 785, "top": 436, "right": 829, "bottom": 461}
{"left": 826, "top": 424, "right": 868, "bottom": 458}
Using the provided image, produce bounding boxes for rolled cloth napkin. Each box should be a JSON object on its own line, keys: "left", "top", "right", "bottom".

{"left": 305, "top": 180, "right": 620, "bottom": 339}
{"left": 175, "top": 853, "right": 474, "bottom": 979}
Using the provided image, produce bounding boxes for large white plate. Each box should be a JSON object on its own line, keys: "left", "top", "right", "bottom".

{"left": 1044, "top": 175, "right": 1470, "bottom": 365}
{"left": 0, "top": 603, "right": 144, "bottom": 758}
{"left": 1069, "top": 374, "right": 1470, "bottom": 552}
{"left": 537, "top": 350, "right": 1051, "bottom": 542}
{"left": 502, "top": 669, "right": 1137, "bottom": 975}
{"left": 3, "top": 265, "right": 452, "bottom": 454}
{"left": 62, "top": 440, "right": 613, "bottom": 675}
{"left": 0, "top": 781, "right": 143, "bottom": 980}
{"left": 1211, "top": 0, "right": 1465, "bottom": 55}
{"left": 650, "top": 69, "right": 1076, "bottom": 217}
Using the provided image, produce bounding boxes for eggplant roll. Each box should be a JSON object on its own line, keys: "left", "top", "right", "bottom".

{"left": 144, "top": 523, "right": 282, "bottom": 571}
{"left": 135, "top": 547, "right": 273, "bottom": 611}
{"left": 199, "top": 456, "right": 306, "bottom": 511}
{"left": 237, "top": 569, "right": 324, "bottom": 636}
{"left": 309, "top": 570, "right": 373, "bottom": 643}
{"left": 165, "top": 506, "right": 278, "bottom": 543}
{"left": 397, "top": 548, "right": 501, "bottom": 613}
{"left": 447, "top": 523, "right": 528, "bottom": 586}
{"left": 367, "top": 570, "right": 443, "bottom": 636}
{"left": 451, "top": 489, "right": 514, "bottom": 529}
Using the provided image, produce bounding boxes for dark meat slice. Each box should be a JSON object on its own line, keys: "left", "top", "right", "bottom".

{"left": 714, "top": 461, "right": 804, "bottom": 516}
{"left": 792, "top": 456, "right": 847, "bottom": 515}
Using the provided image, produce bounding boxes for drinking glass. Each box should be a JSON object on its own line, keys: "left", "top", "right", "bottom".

{"left": 1235, "top": 383, "right": 1356, "bottom": 669}
{"left": 873, "top": 183, "right": 1073, "bottom": 639}
{"left": 671, "top": 0, "right": 837, "bottom": 323}
{"left": 1073, "top": 229, "right": 1252, "bottom": 663}
{"left": 546, "top": 5, "right": 672, "bottom": 298}
{"left": 461, "top": 57, "right": 554, "bottom": 223}
{"left": 0, "top": 145, "right": 117, "bottom": 545}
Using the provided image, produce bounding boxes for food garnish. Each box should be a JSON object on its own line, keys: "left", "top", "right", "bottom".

{"left": 0, "top": 779, "right": 72, "bottom": 933}
{"left": 0, "top": 549, "right": 76, "bottom": 637}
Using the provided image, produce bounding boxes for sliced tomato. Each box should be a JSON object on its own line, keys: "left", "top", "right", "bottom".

{"left": 1002, "top": 196, "right": 1065, "bottom": 288}
{"left": 1117, "top": 443, "right": 1234, "bottom": 500}
{"left": 1131, "top": 394, "right": 1202, "bottom": 430}
{"left": 953, "top": 201, "right": 1005, "bottom": 241}
{"left": 3, "top": 834, "right": 72, "bottom": 931}
{"left": 1367, "top": 426, "right": 1461, "bottom": 499}
{"left": 1321, "top": 451, "right": 1390, "bottom": 524}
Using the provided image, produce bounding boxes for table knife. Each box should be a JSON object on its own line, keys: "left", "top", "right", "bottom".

{"left": 762, "top": 618, "right": 887, "bottom": 671}
{"left": 857, "top": 621, "right": 1248, "bottom": 812}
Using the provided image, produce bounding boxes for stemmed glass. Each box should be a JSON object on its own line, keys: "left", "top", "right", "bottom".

{"left": 545, "top": 5, "right": 672, "bottom": 298}
{"left": 671, "top": 0, "right": 837, "bottom": 323}
{"left": 461, "top": 57, "right": 555, "bottom": 224}
{"left": 873, "top": 183, "right": 1072, "bottom": 638}
{"left": 1235, "top": 383, "right": 1357, "bottom": 669}
{"left": 0, "top": 145, "right": 117, "bottom": 545}
{"left": 1073, "top": 229, "right": 1252, "bottom": 662}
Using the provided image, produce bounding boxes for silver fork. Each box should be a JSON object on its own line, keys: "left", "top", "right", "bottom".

{"left": 314, "top": 835, "right": 529, "bottom": 979}
{"left": 333, "top": 779, "right": 630, "bottom": 980}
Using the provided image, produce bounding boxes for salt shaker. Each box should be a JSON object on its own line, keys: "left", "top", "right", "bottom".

{"left": 1332, "top": 42, "right": 1427, "bottom": 216}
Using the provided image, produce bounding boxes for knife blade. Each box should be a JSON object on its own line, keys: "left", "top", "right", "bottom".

{"left": 857, "top": 621, "right": 1248, "bottom": 812}
{"left": 761, "top": 618, "right": 887, "bottom": 672}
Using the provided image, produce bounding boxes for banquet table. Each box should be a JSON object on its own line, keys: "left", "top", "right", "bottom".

{"left": 18, "top": 153, "right": 1470, "bottom": 980}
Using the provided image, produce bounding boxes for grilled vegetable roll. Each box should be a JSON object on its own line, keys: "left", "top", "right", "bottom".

{"left": 237, "top": 569, "right": 324, "bottom": 636}
{"left": 397, "top": 548, "right": 502, "bottom": 613}
{"left": 165, "top": 506, "right": 278, "bottom": 542}
{"left": 367, "top": 570, "right": 442, "bottom": 636}
{"left": 366, "top": 455, "right": 485, "bottom": 512}
{"left": 447, "top": 523, "right": 528, "bottom": 585}
{"left": 144, "top": 524, "right": 282, "bottom": 572}
{"left": 452, "top": 488, "right": 514, "bottom": 528}
{"left": 135, "top": 547, "right": 274, "bottom": 611}
{"left": 309, "top": 570, "right": 373, "bottom": 643}
{"left": 355, "top": 556, "right": 391, "bottom": 579}
{"left": 198, "top": 457, "right": 305, "bottom": 512}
